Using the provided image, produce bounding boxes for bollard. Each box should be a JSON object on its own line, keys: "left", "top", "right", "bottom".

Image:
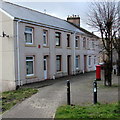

{"left": 67, "top": 80, "right": 71, "bottom": 105}
{"left": 93, "top": 80, "right": 97, "bottom": 104}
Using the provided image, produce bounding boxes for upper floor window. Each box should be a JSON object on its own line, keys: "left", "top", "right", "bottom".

{"left": 83, "top": 37, "right": 86, "bottom": 48}
{"left": 55, "top": 32, "right": 61, "bottom": 46}
{"left": 92, "top": 40, "right": 95, "bottom": 49}
{"left": 43, "top": 30, "right": 48, "bottom": 46}
{"left": 67, "top": 34, "right": 70, "bottom": 47}
{"left": 75, "top": 36, "right": 79, "bottom": 48}
{"left": 25, "top": 27, "right": 33, "bottom": 44}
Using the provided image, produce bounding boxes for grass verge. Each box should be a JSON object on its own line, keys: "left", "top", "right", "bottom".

{"left": 55, "top": 102, "right": 120, "bottom": 119}
{"left": 1, "top": 88, "right": 38, "bottom": 114}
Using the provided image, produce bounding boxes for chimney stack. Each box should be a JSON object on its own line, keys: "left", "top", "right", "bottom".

{"left": 67, "top": 15, "right": 80, "bottom": 27}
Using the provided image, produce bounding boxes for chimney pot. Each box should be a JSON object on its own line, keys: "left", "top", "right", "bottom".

{"left": 67, "top": 15, "right": 80, "bottom": 27}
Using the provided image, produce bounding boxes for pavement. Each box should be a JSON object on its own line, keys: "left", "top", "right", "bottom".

{"left": 2, "top": 72, "right": 119, "bottom": 118}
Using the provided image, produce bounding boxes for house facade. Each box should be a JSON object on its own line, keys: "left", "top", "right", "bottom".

{"left": 0, "top": 1, "right": 100, "bottom": 92}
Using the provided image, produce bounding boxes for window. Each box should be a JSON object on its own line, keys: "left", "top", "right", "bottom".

{"left": 89, "top": 56, "right": 91, "bottom": 66}
{"left": 25, "top": 27, "right": 33, "bottom": 44}
{"left": 76, "top": 56, "right": 79, "bottom": 69}
{"left": 75, "top": 36, "right": 79, "bottom": 48}
{"left": 92, "top": 40, "right": 95, "bottom": 49}
{"left": 26, "top": 56, "right": 34, "bottom": 76}
{"left": 94, "top": 56, "right": 96, "bottom": 64}
{"left": 55, "top": 32, "right": 61, "bottom": 46}
{"left": 67, "top": 34, "right": 70, "bottom": 47}
{"left": 83, "top": 37, "right": 86, "bottom": 48}
{"left": 56, "top": 55, "right": 61, "bottom": 72}
{"left": 43, "top": 30, "right": 48, "bottom": 46}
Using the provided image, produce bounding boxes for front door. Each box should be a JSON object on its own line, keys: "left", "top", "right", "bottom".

{"left": 67, "top": 55, "right": 71, "bottom": 75}
{"left": 84, "top": 55, "right": 87, "bottom": 72}
{"left": 44, "top": 56, "right": 47, "bottom": 79}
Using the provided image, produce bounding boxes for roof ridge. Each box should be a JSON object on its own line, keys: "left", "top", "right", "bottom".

{"left": 3, "top": 1, "right": 67, "bottom": 23}
{"left": 67, "top": 22, "right": 100, "bottom": 38}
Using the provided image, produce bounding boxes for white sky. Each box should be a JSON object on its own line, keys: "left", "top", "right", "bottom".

{"left": 4, "top": 0, "right": 119, "bottom": 37}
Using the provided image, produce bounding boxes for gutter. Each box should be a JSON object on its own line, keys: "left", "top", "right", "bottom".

{"left": 14, "top": 18, "right": 74, "bottom": 33}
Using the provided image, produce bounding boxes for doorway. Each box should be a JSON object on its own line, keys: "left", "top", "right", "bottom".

{"left": 44, "top": 56, "right": 47, "bottom": 79}
{"left": 67, "top": 55, "right": 71, "bottom": 75}
{"left": 84, "top": 55, "right": 87, "bottom": 72}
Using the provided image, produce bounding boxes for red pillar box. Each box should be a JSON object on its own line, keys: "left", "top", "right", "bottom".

{"left": 96, "top": 65, "right": 101, "bottom": 81}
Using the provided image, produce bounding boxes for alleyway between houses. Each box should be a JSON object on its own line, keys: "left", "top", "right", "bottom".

{"left": 2, "top": 72, "right": 118, "bottom": 118}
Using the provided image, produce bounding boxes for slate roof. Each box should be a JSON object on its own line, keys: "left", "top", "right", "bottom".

{"left": 0, "top": 1, "right": 85, "bottom": 34}
{"left": 0, "top": 1, "right": 99, "bottom": 38}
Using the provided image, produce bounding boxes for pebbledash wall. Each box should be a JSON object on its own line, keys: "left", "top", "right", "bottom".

{"left": 0, "top": 1, "right": 100, "bottom": 92}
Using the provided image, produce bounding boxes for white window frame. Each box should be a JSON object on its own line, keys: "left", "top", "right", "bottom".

{"left": 55, "top": 32, "right": 61, "bottom": 46}
{"left": 26, "top": 56, "right": 34, "bottom": 77}
{"left": 43, "top": 30, "right": 48, "bottom": 46}
{"left": 88, "top": 56, "right": 91, "bottom": 66}
{"left": 75, "top": 56, "right": 79, "bottom": 70}
{"left": 56, "top": 55, "right": 61, "bottom": 72}
{"left": 67, "top": 34, "right": 70, "bottom": 47}
{"left": 83, "top": 37, "right": 86, "bottom": 48}
{"left": 75, "top": 36, "right": 79, "bottom": 48}
{"left": 25, "top": 27, "right": 33, "bottom": 45}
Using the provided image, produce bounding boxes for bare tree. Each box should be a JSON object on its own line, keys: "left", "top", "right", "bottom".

{"left": 112, "top": 1, "right": 120, "bottom": 76}
{"left": 87, "top": 0, "right": 119, "bottom": 86}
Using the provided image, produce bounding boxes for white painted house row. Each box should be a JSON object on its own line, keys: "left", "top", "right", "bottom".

{"left": 0, "top": 1, "right": 100, "bottom": 92}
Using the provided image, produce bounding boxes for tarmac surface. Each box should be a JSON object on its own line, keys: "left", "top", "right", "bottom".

{"left": 2, "top": 72, "right": 119, "bottom": 118}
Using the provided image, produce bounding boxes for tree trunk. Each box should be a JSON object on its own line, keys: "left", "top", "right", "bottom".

{"left": 117, "top": 53, "right": 120, "bottom": 76}
{"left": 104, "top": 58, "right": 112, "bottom": 86}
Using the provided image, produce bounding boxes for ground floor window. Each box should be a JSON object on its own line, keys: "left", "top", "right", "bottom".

{"left": 56, "top": 55, "right": 61, "bottom": 72}
{"left": 76, "top": 56, "right": 79, "bottom": 70}
{"left": 89, "top": 56, "right": 91, "bottom": 66}
{"left": 94, "top": 56, "right": 96, "bottom": 64}
{"left": 26, "top": 56, "right": 34, "bottom": 76}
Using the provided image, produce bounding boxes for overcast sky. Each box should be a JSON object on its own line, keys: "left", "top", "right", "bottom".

{"left": 4, "top": 0, "right": 117, "bottom": 37}
{"left": 14, "top": 2, "right": 91, "bottom": 28}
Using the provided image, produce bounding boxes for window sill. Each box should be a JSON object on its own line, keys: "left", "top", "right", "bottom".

{"left": 26, "top": 75, "right": 37, "bottom": 79}
{"left": 56, "top": 71, "right": 63, "bottom": 74}
{"left": 55, "top": 46, "right": 62, "bottom": 48}
{"left": 75, "top": 48, "right": 80, "bottom": 50}
{"left": 89, "top": 66, "right": 92, "bottom": 68}
{"left": 67, "top": 47, "right": 71, "bottom": 49}
{"left": 25, "top": 44, "right": 36, "bottom": 47}
{"left": 43, "top": 46, "right": 49, "bottom": 48}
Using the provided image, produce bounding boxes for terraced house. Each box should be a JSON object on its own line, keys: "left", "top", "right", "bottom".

{"left": 0, "top": 1, "right": 100, "bottom": 92}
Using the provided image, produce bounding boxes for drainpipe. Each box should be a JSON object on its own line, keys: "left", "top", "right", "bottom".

{"left": 16, "top": 20, "right": 21, "bottom": 87}
{"left": 73, "top": 32, "right": 76, "bottom": 75}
